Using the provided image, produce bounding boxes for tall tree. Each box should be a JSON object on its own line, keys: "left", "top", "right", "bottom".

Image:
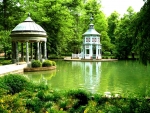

{"left": 0, "top": 0, "right": 25, "bottom": 30}
{"left": 0, "top": 30, "right": 11, "bottom": 59}
{"left": 135, "top": 0, "right": 150, "bottom": 65}
{"left": 24, "top": 0, "right": 75, "bottom": 56}
{"left": 115, "top": 7, "right": 137, "bottom": 59}
{"left": 107, "top": 11, "right": 120, "bottom": 44}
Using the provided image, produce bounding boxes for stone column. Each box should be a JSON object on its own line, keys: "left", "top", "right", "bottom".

{"left": 39, "top": 42, "right": 42, "bottom": 61}
{"left": 16, "top": 42, "right": 19, "bottom": 64}
{"left": 44, "top": 41, "right": 47, "bottom": 59}
{"left": 21, "top": 43, "right": 24, "bottom": 61}
{"left": 37, "top": 41, "right": 40, "bottom": 60}
{"left": 96, "top": 45, "right": 98, "bottom": 59}
{"left": 12, "top": 41, "right": 16, "bottom": 63}
{"left": 30, "top": 43, "right": 33, "bottom": 60}
{"left": 26, "top": 41, "right": 29, "bottom": 63}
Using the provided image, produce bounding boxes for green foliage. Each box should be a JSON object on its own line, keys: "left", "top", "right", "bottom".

{"left": 0, "top": 74, "right": 150, "bottom": 112}
{"left": 114, "top": 7, "right": 137, "bottom": 59}
{"left": 135, "top": 0, "right": 150, "bottom": 65}
{"left": 42, "top": 60, "right": 52, "bottom": 67}
{"left": 107, "top": 11, "right": 120, "bottom": 44}
{"left": 52, "top": 61, "right": 56, "bottom": 66}
{"left": 0, "top": 74, "right": 30, "bottom": 94}
{"left": 0, "top": 59, "right": 12, "bottom": 65}
{"left": 0, "top": 31, "right": 11, "bottom": 59}
{"left": 67, "top": 89, "right": 90, "bottom": 107}
{"left": 103, "top": 51, "right": 111, "bottom": 56}
{"left": 31, "top": 60, "right": 42, "bottom": 68}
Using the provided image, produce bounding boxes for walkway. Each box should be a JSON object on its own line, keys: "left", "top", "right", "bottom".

{"left": 64, "top": 57, "right": 118, "bottom": 62}
{"left": 0, "top": 63, "right": 28, "bottom": 76}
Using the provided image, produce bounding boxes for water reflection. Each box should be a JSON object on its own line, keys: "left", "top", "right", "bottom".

{"left": 72, "top": 62, "right": 101, "bottom": 93}
{"left": 25, "top": 70, "right": 56, "bottom": 85}
{"left": 24, "top": 60, "right": 150, "bottom": 96}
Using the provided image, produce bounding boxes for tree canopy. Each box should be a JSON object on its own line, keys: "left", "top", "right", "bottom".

{"left": 0, "top": 0, "right": 149, "bottom": 65}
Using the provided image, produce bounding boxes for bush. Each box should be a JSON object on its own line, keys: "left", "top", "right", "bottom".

{"left": 104, "top": 51, "right": 111, "bottom": 56}
{"left": 31, "top": 60, "right": 41, "bottom": 68}
{"left": 42, "top": 60, "right": 52, "bottom": 67}
{"left": 1, "top": 74, "right": 30, "bottom": 94}
{"left": 52, "top": 61, "right": 56, "bottom": 66}
{"left": 67, "top": 89, "right": 90, "bottom": 106}
{"left": 42, "top": 60, "right": 56, "bottom": 67}
{"left": 0, "top": 60, "right": 12, "bottom": 65}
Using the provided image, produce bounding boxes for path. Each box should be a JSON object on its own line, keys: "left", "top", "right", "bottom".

{"left": 0, "top": 63, "right": 28, "bottom": 76}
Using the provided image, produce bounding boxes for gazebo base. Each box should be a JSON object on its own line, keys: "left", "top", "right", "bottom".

{"left": 24, "top": 66, "right": 56, "bottom": 72}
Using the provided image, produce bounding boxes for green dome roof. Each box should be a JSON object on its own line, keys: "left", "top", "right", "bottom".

{"left": 83, "top": 24, "right": 100, "bottom": 36}
{"left": 12, "top": 17, "right": 46, "bottom": 32}
{"left": 10, "top": 16, "right": 47, "bottom": 42}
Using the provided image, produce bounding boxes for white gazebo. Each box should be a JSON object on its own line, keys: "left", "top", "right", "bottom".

{"left": 10, "top": 15, "right": 47, "bottom": 64}
{"left": 81, "top": 17, "right": 102, "bottom": 59}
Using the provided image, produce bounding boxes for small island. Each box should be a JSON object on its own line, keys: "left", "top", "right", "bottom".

{"left": 24, "top": 60, "right": 56, "bottom": 72}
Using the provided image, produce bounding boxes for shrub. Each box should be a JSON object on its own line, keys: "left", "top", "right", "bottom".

{"left": 104, "top": 51, "right": 111, "bottom": 56}
{"left": 52, "top": 61, "right": 56, "bottom": 66}
{"left": 0, "top": 60, "right": 12, "bottom": 65}
{"left": 1, "top": 74, "right": 30, "bottom": 94}
{"left": 67, "top": 89, "right": 90, "bottom": 107}
{"left": 42, "top": 60, "right": 52, "bottom": 67}
{"left": 31, "top": 60, "right": 41, "bottom": 68}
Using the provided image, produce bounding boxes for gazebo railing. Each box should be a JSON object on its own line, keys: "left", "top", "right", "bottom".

{"left": 72, "top": 53, "right": 82, "bottom": 59}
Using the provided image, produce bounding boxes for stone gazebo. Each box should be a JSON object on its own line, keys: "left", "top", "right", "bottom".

{"left": 10, "top": 15, "right": 47, "bottom": 64}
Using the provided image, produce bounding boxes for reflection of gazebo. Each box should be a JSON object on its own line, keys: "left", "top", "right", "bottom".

{"left": 10, "top": 15, "right": 47, "bottom": 64}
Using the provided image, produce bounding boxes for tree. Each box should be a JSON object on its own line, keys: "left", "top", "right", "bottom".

{"left": 107, "top": 11, "right": 120, "bottom": 44}
{"left": 114, "top": 7, "right": 137, "bottom": 59}
{"left": 0, "top": 30, "right": 11, "bottom": 59}
{"left": 135, "top": 0, "right": 150, "bottom": 65}
{"left": 0, "top": 0, "right": 25, "bottom": 30}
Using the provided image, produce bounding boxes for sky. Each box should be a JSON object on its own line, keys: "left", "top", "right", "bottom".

{"left": 101, "top": 0, "right": 145, "bottom": 16}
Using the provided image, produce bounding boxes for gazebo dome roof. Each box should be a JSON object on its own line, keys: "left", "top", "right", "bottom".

{"left": 83, "top": 24, "right": 100, "bottom": 36}
{"left": 10, "top": 16, "right": 47, "bottom": 42}
{"left": 12, "top": 17, "right": 46, "bottom": 32}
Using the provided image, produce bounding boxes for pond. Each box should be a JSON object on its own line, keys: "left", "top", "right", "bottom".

{"left": 24, "top": 60, "right": 150, "bottom": 96}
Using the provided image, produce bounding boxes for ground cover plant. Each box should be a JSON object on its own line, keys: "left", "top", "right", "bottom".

{"left": 0, "top": 74, "right": 150, "bottom": 113}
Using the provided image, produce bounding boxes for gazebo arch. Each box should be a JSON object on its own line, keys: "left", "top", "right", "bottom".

{"left": 10, "top": 15, "right": 47, "bottom": 64}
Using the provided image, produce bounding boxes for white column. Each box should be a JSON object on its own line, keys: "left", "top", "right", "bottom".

{"left": 16, "top": 42, "right": 19, "bottom": 63}
{"left": 26, "top": 41, "right": 29, "bottom": 63}
{"left": 90, "top": 45, "right": 92, "bottom": 59}
{"left": 96, "top": 45, "right": 98, "bottom": 59}
{"left": 21, "top": 43, "right": 24, "bottom": 61}
{"left": 39, "top": 42, "right": 42, "bottom": 60}
{"left": 37, "top": 41, "right": 40, "bottom": 60}
{"left": 30, "top": 43, "right": 33, "bottom": 60}
{"left": 44, "top": 41, "right": 47, "bottom": 59}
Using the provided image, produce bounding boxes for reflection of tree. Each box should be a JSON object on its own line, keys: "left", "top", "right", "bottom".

{"left": 24, "top": 70, "right": 56, "bottom": 83}
{"left": 100, "top": 61, "right": 150, "bottom": 97}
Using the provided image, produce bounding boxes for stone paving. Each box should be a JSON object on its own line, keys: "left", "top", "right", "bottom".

{"left": 0, "top": 63, "right": 28, "bottom": 76}
{"left": 64, "top": 57, "right": 118, "bottom": 62}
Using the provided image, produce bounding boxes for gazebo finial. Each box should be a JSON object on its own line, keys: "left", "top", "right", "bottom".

{"left": 28, "top": 12, "right": 30, "bottom": 17}
{"left": 90, "top": 14, "right": 93, "bottom": 23}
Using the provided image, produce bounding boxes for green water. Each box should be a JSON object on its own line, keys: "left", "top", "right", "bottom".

{"left": 24, "top": 60, "right": 150, "bottom": 96}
